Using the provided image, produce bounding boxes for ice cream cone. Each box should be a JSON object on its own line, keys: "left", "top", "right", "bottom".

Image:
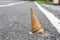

{"left": 30, "top": 8, "right": 46, "bottom": 35}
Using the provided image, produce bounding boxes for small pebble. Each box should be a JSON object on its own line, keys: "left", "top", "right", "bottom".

{"left": 10, "top": 24, "right": 13, "bottom": 26}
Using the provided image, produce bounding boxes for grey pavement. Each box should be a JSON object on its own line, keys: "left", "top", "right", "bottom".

{"left": 0, "top": 0, "right": 24, "bottom": 1}
{"left": 41, "top": 4, "right": 60, "bottom": 20}
{"left": 0, "top": 1, "right": 60, "bottom": 40}
{"left": 0, "top": 0, "right": 30, "bottom": 1}
{"left": 0, "top": 1, "right": 24, "bottom": 5}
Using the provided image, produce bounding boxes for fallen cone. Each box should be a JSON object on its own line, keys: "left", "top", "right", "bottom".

{"left": 30, "top": 8, "right": 47, "bottom": 35}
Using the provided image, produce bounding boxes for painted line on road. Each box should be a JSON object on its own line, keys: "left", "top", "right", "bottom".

{"left": 35, "top": 2, "right": 60, "bottom": 33}
{"left": 0, "top": 2, "right": 25, "bottom": 7}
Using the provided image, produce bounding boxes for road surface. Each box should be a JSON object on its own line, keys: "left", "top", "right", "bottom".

{"left": 0, "top": 1, "right": 60, "bottom": 40}
{"left": 41, "top": 4, "right": 60, "bottom": 19}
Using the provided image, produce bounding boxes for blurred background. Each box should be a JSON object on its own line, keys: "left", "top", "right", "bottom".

{"left": 0, "top": 0, "right": 60, "bottom": 5}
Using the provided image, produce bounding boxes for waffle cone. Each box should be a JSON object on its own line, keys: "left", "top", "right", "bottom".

{"left": 30, "top": 8, "right": 43, "bottom": 33}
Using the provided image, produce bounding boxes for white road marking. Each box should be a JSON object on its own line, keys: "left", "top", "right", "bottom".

{"left": 0, "top": 2, "right": 25, "bottom": 7}
{"left": 35, "top": 2, "right": 60, "bottom": 33}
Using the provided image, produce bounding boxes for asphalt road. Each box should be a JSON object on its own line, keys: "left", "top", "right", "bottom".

{"left": 0, "top": 1, "right": 60, "bottom": 40}
{"left": 41, "top": 4, "right": 60, "bottom": 19}
{"left": 0, "top": 1, "right": 23, "bottom": 5}
{"left": 0, "top": 0, "right": 24, "bottom": 1}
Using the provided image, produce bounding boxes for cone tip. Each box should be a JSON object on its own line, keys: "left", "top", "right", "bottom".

{"left": 30, "top": 8, "right": 33, "bottom": 11}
